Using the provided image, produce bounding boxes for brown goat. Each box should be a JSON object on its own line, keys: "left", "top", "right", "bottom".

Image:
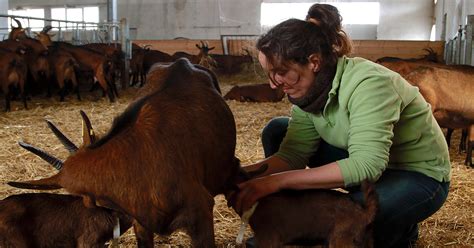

{"left": 8, "top": 58, "right": 239, "bottom": 247}
{"left": 210, "top": 54, "right": 254, "bottom": 75}
{"left": 248, "top": 182, "right": 377, "bottom": 248}
{"left": 35, "top": 31, "right": 117, "bottom": 102}
{"left": 378, "top": 60, "right": 474, "bottom": 166}
{"left": 46, "top": 46, "right": 80, "bottom": 101}
{"left": 0, "top": 49, "right": 28, "bottom": 111}
{"left": 142, "top": 48, "right": 174, "bottom": 74}
{"left": 403, "top": 66, "right": 474, "bottom": 166}
{"left": 16, "top": 37, "right": 50, "bottom": 85}
{"left": 171, "top": 41, "right": 217, "bottom": 71}
{"left": 0, "top": 193, "right": 135, "bottom": 248}
{"left": 227, "top": 167, "right": 377, "bottom": 248}
{"left": 81, "top": 42, "right": 125, "bottom": 86}
{"left": 224, "top": 83, "right": 285, "bottom": 102}
{"left": 8, "top": 18, "right": 27, "bottom": 40}
{"left": 375, "top": 48, "right": 441, "bottom": 64}
{"left": 2, "top": 35, "right": 50, "bottom": 96}
{"left": 129, "top": 44, "right": 149, "bottom": 87}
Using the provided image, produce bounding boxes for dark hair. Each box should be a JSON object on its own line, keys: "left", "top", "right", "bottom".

{"left": 306, "top": 3, "right": 352, "bottom": 56}
{"left": 256, "top": 18, "right": 338, "bottom": 69}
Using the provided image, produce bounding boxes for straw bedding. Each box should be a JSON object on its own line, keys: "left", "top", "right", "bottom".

{"left": 0, "top": 71, "right": 472, "bottom": 247}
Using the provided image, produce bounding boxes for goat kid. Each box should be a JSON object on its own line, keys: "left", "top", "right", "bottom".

{"left": 227, "top": 166, "right": 378, "bottom": 248}
{"left": 0, "top": 192, "right": 134, "bottom": 248}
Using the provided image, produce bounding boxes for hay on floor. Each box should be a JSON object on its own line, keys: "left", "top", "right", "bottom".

{"left": 0, "top": 70, "right": 472, "bottom": 247}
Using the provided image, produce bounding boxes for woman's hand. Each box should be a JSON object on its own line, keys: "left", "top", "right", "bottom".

{"left": 233, "top": 174, "right": 282, "bottom": 215}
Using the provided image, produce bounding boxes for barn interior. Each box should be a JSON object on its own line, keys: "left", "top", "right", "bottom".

{"left": 0, "top": 0, "right": 473, "bottom": 247}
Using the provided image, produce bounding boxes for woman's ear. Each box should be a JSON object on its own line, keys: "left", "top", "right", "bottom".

{"left": 308, "top": 54, "right": 321, "bottom": 72}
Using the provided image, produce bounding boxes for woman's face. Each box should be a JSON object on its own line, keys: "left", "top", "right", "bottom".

{"left": 258, "top": 51, "right": 318, "bottom": 99}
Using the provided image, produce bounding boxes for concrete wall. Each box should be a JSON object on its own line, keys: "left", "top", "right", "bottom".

{"left": 120, "top": 0, "right": 434, "bottom": 40}
{"left": 435, "top": 0, "right": 474, "bottom": 41}
{"left": 0, "top": 0, "right": 8, "bottom": 39}
{"left": 3, "top": 0, "right": 437, "bottom": 40}
{"left": 119, "top": 0, "right": 261, "bottom": 40}
{"left": 377, "top": 0, "right": 434, "bottom": 40}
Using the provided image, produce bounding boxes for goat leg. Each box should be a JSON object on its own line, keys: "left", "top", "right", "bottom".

{"left": 445, "top": 128, "right": 453, "bottom": 147}
{"left": 133, "top": 220, "right": 154, "bottom": 248}
{"left": 185, "top": 192, "right": 216, "bottom": 248}
{"left": 466, "top": 140, "right": 473, "bottom": 167}
{"left": 459, "top": 128, "right": 467, "bottom": 153}
{"left": 21, "top": 86, "right": 27, "bottom": 110}
{"left": 5, "top": 90, "right": 11, "bottom": 112}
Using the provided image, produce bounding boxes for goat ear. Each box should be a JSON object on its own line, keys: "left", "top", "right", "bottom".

{"left": 80, "top": 110, "right": 96, "bottom": 146}
{"left": 196, "top": 44, "right": 201, "bottom": 49}
{"left": 8, "top": 174, "right": 62, "bottom": 190}
{"left": 209, "top": 46, "right": 215, "bottom": 51}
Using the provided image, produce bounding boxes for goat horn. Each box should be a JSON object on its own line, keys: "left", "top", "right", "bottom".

{"left": 42, "top": 25, "right": 53, "bottom": 34}
{"left": 8, "top": 173, "right": 62, "bottom": 190}
{"left": 426, "top": 47, "right": 435, "bottom": 54}
{"left": 46, "top": 120, "right": 78, "bottom": 154}
{"left": 18, "top": 141, "right": 63, "bottom": 170}
{"left": 12, "top": 18, "right": 22, "bottom": 28}
{"left": 80, "top": 110, "right": 96, "bottom": 146}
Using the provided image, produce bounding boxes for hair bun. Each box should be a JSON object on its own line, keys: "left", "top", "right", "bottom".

{"left": 307, "top": 18, "right": 321, "bottom": 26}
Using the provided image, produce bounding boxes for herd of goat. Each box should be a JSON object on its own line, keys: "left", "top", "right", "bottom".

{"left": 0, "top": 19, "right": 472, "bottom": 247}
{"left": 0, "top": 19, "right": 254, "bottom": 111}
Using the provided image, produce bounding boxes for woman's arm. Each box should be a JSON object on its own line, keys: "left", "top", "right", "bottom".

{"left": 242, "top": 155, "right": 293, "bottom": 177}
{"left": 277, "top": 161, "right": 344, "bottom": 190}
{"left": 234, "top": 161, "right": 344, "bottom": 214}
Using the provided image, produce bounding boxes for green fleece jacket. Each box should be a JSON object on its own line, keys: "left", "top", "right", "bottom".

{"left": 275, "top": 57, "right": 451, "bottom": 187}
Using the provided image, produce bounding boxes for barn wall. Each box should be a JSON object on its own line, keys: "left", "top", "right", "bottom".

{"left": 118, "top": 0, "right": 261, "bottom": 40}
{"left": 121, "top": 0, "right": 434, "bottom": 40}
{"left": 3, "top": 0, "right": 440, "bottom": 41}
{"left": 133, "top": 39, "right": 444, "bottom": 63}
{"left": 377, "top": 0, "right": 434, "bottom": 40}
{"left": 435, "top": 0, "right": 474, "bottom": 41}
{"left": 0, "top": 0, "right": 7, "bottom": 39}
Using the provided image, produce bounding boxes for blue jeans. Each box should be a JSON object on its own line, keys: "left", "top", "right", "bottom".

{"left": 260, "top": 117, "right": 450, "bottom": 248}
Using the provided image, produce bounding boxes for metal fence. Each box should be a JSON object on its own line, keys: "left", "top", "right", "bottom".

{"left": 220, "top": 34, "right": 259, "bottom": 55}
{"left": 1, "top": 14, "right": 132, "bottom": 88}
{"left": 445, "top": 15, "right": 474, "bottom": 65}
{"left": 0, "top": 14, "right": 121, "bottom": 45}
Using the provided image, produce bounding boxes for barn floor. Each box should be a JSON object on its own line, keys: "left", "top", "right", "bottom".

{"left": 0, "top": 70, "right": 472, "bottom": 247}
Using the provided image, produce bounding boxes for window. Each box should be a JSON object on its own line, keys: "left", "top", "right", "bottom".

{"left": 260, "top": 2, "right": 380, "bottom": 30}
{"left": 430, "top": 24, "right": 436, "bottom": 41}
{"left": 51, "top": 6, "right": 99, "bottom": 30}
{"left": 8, "top": 8, "right": 45, "bottom": 31}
